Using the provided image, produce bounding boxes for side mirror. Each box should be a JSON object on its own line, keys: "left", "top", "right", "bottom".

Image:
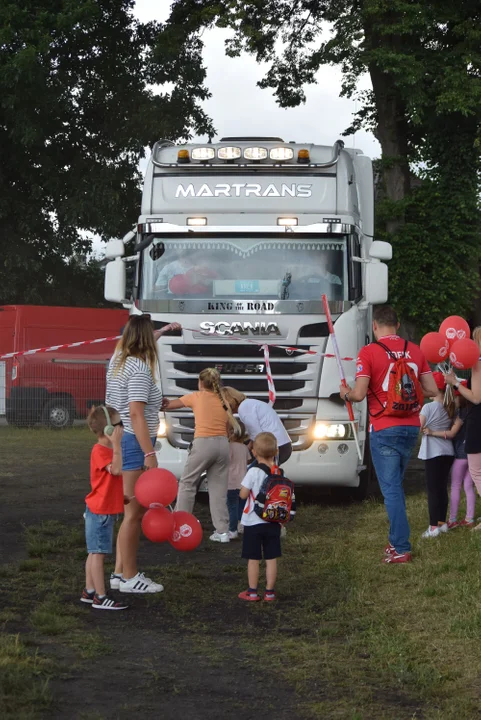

{"left": 105, "top": 239, "right": 125, "bottom": 260}
{"left": 369, "top": 240, "right": 392, "bottom": 261}
{"left": 104, "top": 259, "right": 126, "bottom": 303}
{"left": 365, "top": 262, "right": 388, "bottom": 304}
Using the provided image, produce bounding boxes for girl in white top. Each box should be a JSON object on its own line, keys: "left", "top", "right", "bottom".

{"left": 223, "top": 387, "right": 292, "bottom": 466}
{"left": 419, "top": 372, "right": 455, "bottom": 539}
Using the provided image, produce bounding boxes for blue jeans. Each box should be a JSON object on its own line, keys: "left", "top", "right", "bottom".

{"left": 370, "top": 425, "right": 419, "bottom": 554}
{"left": 84, "top": 506, "right": 115, "bottom": 554}
{"left": 227, "top": 489, "right": 242, "bottom": 532}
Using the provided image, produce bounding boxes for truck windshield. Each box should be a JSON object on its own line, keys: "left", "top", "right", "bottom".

{"left": 141, "top": 234, "right": 346, "bottom": 302}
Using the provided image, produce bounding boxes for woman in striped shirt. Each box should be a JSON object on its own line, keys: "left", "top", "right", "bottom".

{"left": 106, "top": 314, "right": 180, "bottom": 594}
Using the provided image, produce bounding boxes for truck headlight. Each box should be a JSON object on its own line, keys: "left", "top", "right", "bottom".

{"left": 313, "top": 422, "right": 347, "bottom": 439}
{"left": 157, "top": 419, "right": 167, "bottom": 438}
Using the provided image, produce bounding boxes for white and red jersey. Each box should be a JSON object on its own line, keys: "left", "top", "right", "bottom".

{"left": 356, "top": 335, "right": 432, "bottom": 431}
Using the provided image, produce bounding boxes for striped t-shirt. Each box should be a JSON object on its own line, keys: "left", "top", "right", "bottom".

{"left": 106, "top": 356, "right": 162, "bottom": 436}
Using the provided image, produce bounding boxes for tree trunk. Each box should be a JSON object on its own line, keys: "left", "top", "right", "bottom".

{"left": 362, "top": 2, "right": 412, "bottom": 235}
{"left": 368, "top": 64, "right": 412, "bottom": 234}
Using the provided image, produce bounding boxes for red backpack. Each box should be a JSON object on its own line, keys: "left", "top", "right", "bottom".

{"left": 372, "top": 340, "right": 424, "bottom": 418}
{"left": 251, "top": 464, "right": 296, "bottom": 525}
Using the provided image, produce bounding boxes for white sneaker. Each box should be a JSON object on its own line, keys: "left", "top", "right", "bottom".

{"left": 228, "top": 531, "right": 238, "bottom": 540}
{"left": 110, "top": 573, "right": 123, "bottom": 590}
{"left": 422, "top": 526, "right": 441, "bottom": 539}
{"left": 209, "top": 532, "right": 230, "bottom": 543}
{"left": 439, "top": 523, "right": 449, "bottom": 534}
{"left": 119, "top": 572, "right": 164, "bottom": 594}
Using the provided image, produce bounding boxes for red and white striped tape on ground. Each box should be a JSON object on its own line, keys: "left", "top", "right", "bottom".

{"left": 0, "top": 327, "right": 356, "bottom": 362}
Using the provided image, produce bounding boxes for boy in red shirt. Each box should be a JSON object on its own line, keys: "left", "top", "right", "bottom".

{"left": 340, "top": 306, "right": 437, "bottom": 563}
{"left": 80, "top": 406, "right": 128, "bottom": 610}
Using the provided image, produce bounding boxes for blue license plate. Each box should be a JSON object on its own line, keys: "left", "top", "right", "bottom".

{"left": 235, "top": 280, "right": 260, "bottom": 293}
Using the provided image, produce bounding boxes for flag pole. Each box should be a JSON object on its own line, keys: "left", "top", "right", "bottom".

{"left": 321, "top": 294, "right": 362, "bottom": 461}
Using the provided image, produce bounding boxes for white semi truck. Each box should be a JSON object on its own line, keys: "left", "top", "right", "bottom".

{"left": 104, "top": 137, "right": 392, "bottom": 498}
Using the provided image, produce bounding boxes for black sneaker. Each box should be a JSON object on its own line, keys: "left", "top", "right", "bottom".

{"left": 92, "top": 593, "right": 129, "bottom": 611}
{"left": 80, "top": 588, "right": 95, "bottom": 604}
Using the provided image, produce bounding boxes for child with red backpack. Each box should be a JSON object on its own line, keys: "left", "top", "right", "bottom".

{"left": 238, "top": 432, "right": 296, "bottom": 602}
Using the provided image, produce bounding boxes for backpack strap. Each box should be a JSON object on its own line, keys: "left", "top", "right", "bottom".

{"left": 374, "top": 339, "right": 397, "bottom": 361}
{"left": 243, "top": 464, "right": 270, "bottom": 515}
{"left": 257, "top": 463, "right": 271, "bottom": 475}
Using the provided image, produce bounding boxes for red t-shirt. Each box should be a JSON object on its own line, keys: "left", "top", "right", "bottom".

{"left": 85, "top": 443, "right": 124, "bottom": 514}
{"left": 356, "top": 335, "right": 432, "bottom": 431}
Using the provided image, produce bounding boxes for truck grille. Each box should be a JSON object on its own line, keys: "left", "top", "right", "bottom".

{"left": 167, "top": 413, "right": 315, "bottom": 451}
{"left": 159, "top": 339, "right": 325, "bottom": 451}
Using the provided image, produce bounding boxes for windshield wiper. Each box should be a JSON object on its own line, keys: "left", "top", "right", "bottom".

{"left": 281, "top": 272, "right": 292, "bottom": 300}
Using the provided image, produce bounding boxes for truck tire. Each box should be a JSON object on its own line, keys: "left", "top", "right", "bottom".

{"left": 5, "top": 410, "right": 24, "bottom": 428}
{"left": 348, "top": 436, "right": 377, "bottom": 502}
{"left": 42, "top": 399, "right": 75, "bottom": 429}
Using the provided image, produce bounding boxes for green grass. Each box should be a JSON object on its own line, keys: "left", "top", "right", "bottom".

{"left": 0, "top": 634, "right": 53, "bottom": 719}
{"left": 3, "top": 426, "right": 481, "bottom": 717}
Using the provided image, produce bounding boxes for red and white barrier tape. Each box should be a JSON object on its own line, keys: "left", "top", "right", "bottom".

{"left": 0, "top": 327, "right": 356, "bottom": 362}
{"left": 0, "top": 335, "right": 122, "bottom": 361}
{"left": 261, "top": 344, "right": 276, "bottom": 406}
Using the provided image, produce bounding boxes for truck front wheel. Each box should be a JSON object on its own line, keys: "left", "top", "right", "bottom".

{"left": 347, "top": 437, "right": 377, "bottom": 502}
{"left": 42, "top": 399, "right": 74, "bottom": 429}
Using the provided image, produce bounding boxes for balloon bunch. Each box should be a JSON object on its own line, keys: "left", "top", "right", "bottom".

{"left": 135, "top": 468, "right": 203, "bottom": 552}
{"left": 421, "top": 316, "right": 478, "bottom": 370}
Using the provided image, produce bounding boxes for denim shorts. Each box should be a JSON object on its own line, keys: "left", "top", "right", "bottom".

{"left": 121, "top": 432, "right": 156, "bottom": 471}
{"left": 85, "top": 506, "right": 115, "bottom": 554}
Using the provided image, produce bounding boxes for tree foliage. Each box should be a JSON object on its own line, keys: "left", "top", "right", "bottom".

{"left": 0, "top": 0, "right": 212, "bottom": 306}
{"left": 165, "top": 0, "right": 481, "bottom": 334}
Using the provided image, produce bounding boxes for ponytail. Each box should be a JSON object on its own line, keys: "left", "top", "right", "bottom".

{"left": 199, "top": 368, "right": 241, "bottom": 435}
{"left": 444, "top": 391, "right": 456, "bottom": 419}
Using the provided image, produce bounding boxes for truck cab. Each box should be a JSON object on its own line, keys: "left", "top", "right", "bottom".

{"left": 104, "top": 137, "right": 391, "bottom": 495}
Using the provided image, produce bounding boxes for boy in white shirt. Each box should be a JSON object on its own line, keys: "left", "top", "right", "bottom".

{"left": 238, "top": 432, "right": 285, "bottom": 602}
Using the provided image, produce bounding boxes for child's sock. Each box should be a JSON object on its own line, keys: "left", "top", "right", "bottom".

{"left": 247, "top": 587, "right": 258, "bottom": 595}
{"left": 86, "top": 588, "right": 95, "bottom": 594}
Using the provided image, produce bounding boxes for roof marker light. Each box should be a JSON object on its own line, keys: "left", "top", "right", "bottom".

{"left": 244, "top": 147, "right": 267, "bottom": 161}
{"left": 218, "top": 146, "right": 241, "bottom": 160}
{"left": 277, "top": 217, "right": 298, "bottom": 226}
{"left": 177, "top": 149, "right": 190, "bottom": 163}
{"left": 270, "top": 147, "right": 294, "bottom": 161}
{"left": 297, "top": 149, "right": 310, "bottom": 164}
{"left": 192, "top": 147, "right": 215, "bottom": 160}
{"left": 187, "top": 217, "right": 207, "bottom": 226}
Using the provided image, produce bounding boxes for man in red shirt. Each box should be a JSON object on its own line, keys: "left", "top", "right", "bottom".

{"left": 340, "top": 306, "right": 437, "bottom": 563}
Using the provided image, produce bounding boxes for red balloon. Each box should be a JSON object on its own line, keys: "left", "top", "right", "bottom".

{"left": 439, "top": 316, "right": 470, "bottom": 346}
{"left": 449, "top": 338, "right": 479, "bottom": 370}
{"left": 168, "top": 511, "right": 203, "bottom": 552}
{"left": 142, "top": 507, "right": 175, "bottom": 543}
{"left": 135, "top": 468, "right": 178, "bottom": 509}
{"left": 420, "top": 332, "right": 449, "bottom": 364}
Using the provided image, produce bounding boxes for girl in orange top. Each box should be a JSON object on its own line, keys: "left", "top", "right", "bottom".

{"left": 163, "top": 368, "right": 240, "bottom": 543}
